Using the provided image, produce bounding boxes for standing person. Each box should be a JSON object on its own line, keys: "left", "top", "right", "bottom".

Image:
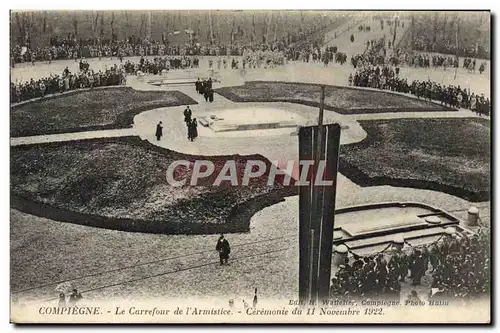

{"left": 188, "top": 118, "right": 198, "bottom": 142}
{"left": 411, "top": 250, "right": 425, "bottom": 286}
{"left": 39, "top": 81, "right": 46, "bottom": 97}
{"left": 204, "top": 87, "right": 210, "bottom": 102}
{"left": 195, "top": 78, "right": 201, "bottom": 93}
{"left": 155, "top": 121, "right": 163, "bottom": 141}
{"left": 216, "top": 234, "right": 231, "bottom": 265}
{"left": 208, "top": 88, "right": 214, "bottom": 103}
{"left": 58, "top": 293, "right": 66, "bottom": 308}
{"left": 183, "top": 106, "right": 192, "bottom": 126}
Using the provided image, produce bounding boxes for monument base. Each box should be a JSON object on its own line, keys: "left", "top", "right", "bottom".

{"left": 198, "top": 108, "right": 305, "bottom": 133}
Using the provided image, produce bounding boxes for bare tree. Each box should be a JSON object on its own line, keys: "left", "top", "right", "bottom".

{"left": 110, "top": 12, "right": 115, "bottom": 39}
{"left": 100, "top": 13, "right": 104, "bottom": 38}
{"left": 91, "top": 11, "right": 100, "bottom": 43}
{"left": 15, "top": 12, "right": 24, "bottom": 45}
{"left": 139, "top": 12, "right": 145, "bottom": 38}
{"left": 72, "top": 12, "right": 78, "bottom": 37}
{"left": 42, "top": 11, "right": 47, "bottom": 34}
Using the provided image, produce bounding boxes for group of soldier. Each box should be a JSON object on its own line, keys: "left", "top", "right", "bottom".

{"left": 195, "top": 78, "right": 215, "bottom": 103}
{"left": 122, "top": 56, "right": 201, "bottom": 75}
{"left": 240, "top": 49, "right": 286, "bottom": 69}
{"left": 351, "top": 66, "right": 490, "bottom": 115}
{"left": 395, "top": 53, "right": 486, "bottom": 74}
{"left": 10, "top": 63, "right": 125, "bottom": 103}
{"left": 330, "top": 231, "right": 490, "bottom": 302}
{"left": 350, "top": 43, "right": 487, "bottom": 77}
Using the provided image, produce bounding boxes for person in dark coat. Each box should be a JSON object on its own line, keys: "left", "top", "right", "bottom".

{"left": 199, "top": 80, "right": 206, "bottom": 95}
{"left": 411, "top": 250, "right": 426, "bottom": 286}
{"left": 204, "top": 88, "right": 210, "bottom": 102}
{"left": 155, "top": 121, "right": 163, "bottom": 141}
{"left": 187, "top": 118, "right": 198, "bottom": 142}
{"left": 216, "top": 234, "right": 231, "bottom": 265}
{"left": 183, "top": 106, "right": 192, "bottom": 126}
{"left": 195, "top": 78, "right": 201, "bottom": 93}
{"left": 208, "top": 88, "right": 214, "bottom": 102}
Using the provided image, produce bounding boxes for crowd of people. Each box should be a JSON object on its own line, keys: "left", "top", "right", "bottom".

{"left": 11, "top": 61, "right": 126, "bottom": 104}
{"left": 122, "top": 56, "right": 201, "bottom": 75}
{"left": 11, "top": 21, "right": 331, "bottom": 67}
{"left": 351, "top": 36, "right": 387, "bottom": 68}
{"left": 330, "top": 230, "right": 490, "bottom": 302}
{"left": 385, "top": 51, "right": 487, "bottom": 74}
{"left": 350, "top": 65, "right": 490, "bottom": 115}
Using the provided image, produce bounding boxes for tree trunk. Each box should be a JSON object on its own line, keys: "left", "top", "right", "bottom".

{"left": 110, "top": 12, "right": 115, "bottom": 38}
{"left": 73, "top": 13, "right": 78, "bottom": 37}
{"left": 100, "top": 13, "right": 104, "bottom": 38}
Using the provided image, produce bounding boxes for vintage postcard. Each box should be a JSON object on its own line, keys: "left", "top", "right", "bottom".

{"left": 10, "top": 10, "right": 491, "bottom": 324}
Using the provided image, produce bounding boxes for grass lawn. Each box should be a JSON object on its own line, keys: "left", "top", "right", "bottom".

{"left": 10, "top": 87, "right": 197, "bottom": 137}
{"left": 339, "top": 117, "right": 491, "bottom": 202}
{"left": 10, "top": 137, "right": 296, "bottom": 234}
{"left": 215, "top": 81, "right": 456, "bottom": 114}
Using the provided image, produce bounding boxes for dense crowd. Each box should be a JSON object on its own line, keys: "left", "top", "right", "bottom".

{"left": 351, "top": 36, "right": 387, "bottom": 68}
{"left": 386, "top": 51, "right": 487, "bottom": 74}
{"left": 330, "top": 230, "right": 490, "bottom": 301}
{"left": 122, "top": 56, "right": 200, "bottom": 75}
{"left": 11, "top": 21, "right": 331, "bottom": 66}
{"left": 11, "top": 61, "right": 125, "bottom": 103}
{"left": 350, "top": 66, "right": 490, "bottom": 115}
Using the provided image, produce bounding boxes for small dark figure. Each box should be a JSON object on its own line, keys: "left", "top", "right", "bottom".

{"left": 68, "top": 289, "right": 83, "bottom": 306}
{"left": 184, "top": 106, "right": 192, "bottom": 126}
{"left": 411, "top": 250, "right": 426, "bottom": 286}
{"left": 58, "top": 293, "right": 66, "bottom": 308}
{"left": 156, "top": 121, "right": 163, "bottom": 141}
{"left": 188, "top": 118, "right": 198, "bottom": 142}
{"left": 195, "top": 78, "right": 201, "bottom": 93}
{"left": 208, "top": 89, "right": 214, "bottom": 103}
{"left": 216, "top": 234, "right": 231, "bottom": 265}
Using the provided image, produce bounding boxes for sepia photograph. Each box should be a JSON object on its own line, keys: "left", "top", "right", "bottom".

{"left": 8, "top": 9, "right": 491, "bottom": 324}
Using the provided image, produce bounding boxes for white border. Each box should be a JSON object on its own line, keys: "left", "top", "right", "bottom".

{"left": 2, "top": 1, "right": 497, "bottom": 332}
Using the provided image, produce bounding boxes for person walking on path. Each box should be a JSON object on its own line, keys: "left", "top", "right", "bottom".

{"left": 216, "top": 234, "right": 231, "bottom": 265}
{"left": 188, "top": 118, "right": 198, "bottom": 142}
{"left": 184, "top": 106, "right": 192, "bottom": 126}
{"left": 155, "top": 121, "right": 163, "bottom": 141}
